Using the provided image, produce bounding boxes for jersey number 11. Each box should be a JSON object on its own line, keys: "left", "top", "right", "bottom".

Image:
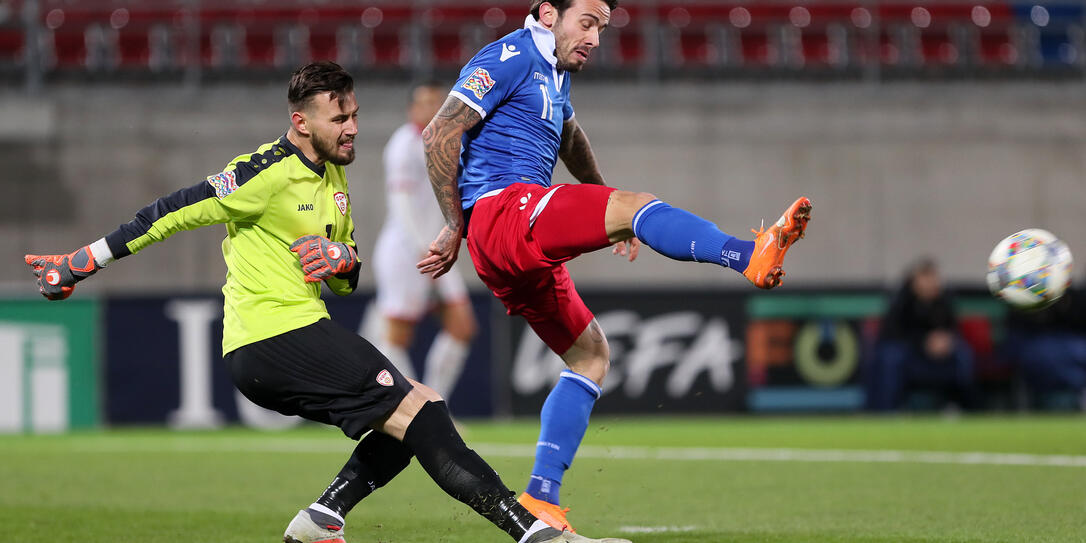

{"left": 538, "top": 85, "right": 555, "bottom": 121}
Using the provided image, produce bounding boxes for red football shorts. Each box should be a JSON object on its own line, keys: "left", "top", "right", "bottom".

{"left": 466, "top": 183, "right": 616, "bottom": 354}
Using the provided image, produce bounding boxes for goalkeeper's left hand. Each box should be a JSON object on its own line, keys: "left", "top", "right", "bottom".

{"left": 290, "top": 235, "right": 358, "bottom": 283}
{"left": 24, "top": 246, "right": 102, "bottom": 300}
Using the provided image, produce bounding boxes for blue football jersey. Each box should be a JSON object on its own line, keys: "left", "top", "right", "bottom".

{"left": 450, "top": 16, "right": 575, "bottom": 209}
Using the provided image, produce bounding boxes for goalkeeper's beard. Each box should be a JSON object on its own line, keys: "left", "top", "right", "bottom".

{"left": 312, "top": 131, "right": 356, "bottom": 166}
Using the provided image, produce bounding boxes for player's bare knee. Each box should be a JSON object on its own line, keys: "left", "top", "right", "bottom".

{"left": 631, "top": 191, "right": 658, "bottom": 208}
{"left": 593, "top": 355, "right": 611, "bottom": 379}
{"left": 606, "top": 191, "right": 660, "bottom": 237}
{"left": 407, "top": 380, "right": 444, "bottom": 403}
{"left": 376, "top": 383, "right": 444, "bottom": 441}
{"left": 563, "top": 319, "right": 611, "bottom": 384}
{"left": 610, "top": 190, "right": 657, "bottom": 211}
{"left": 573, "top": 355, "right": 610, "bottom": 385}
{"left": 566, "top": 341, "right": 610, "bottom": 384}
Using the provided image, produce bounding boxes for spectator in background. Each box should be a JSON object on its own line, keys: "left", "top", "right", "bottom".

{"left": 867, "top": 258, "right": 978, "bottom": 411}
{"left": 372, "top": 81, "right": 477, "bottom": 402}
{"left": 1005, "top": 287, "right": 1086, "bottom": 409}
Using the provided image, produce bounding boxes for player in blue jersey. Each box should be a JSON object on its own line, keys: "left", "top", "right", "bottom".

{"left": 419, "top": 0, "right": 812, "bottom": 532}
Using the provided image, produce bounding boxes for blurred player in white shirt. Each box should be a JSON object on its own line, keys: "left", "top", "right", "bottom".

{"left": 372, "top": 82, "right": 477, "bottom": 400}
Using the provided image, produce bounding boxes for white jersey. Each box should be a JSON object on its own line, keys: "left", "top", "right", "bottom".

{"left": 381, "top": 123, "right": 444, "bottom": 247}
{"left": 374, "top": 123, "right": 468, "bottom": 319}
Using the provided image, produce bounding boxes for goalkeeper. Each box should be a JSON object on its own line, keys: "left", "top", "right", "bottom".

{"left": 23, "top": 61, "right": 627, "bottom": 543}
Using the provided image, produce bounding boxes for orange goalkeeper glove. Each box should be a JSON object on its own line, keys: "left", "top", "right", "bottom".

{"left": 24, "top": 245, "right": 102, "bottom": 300}
{"left": 289, "top": 235, "right": 358, "bottom": 283}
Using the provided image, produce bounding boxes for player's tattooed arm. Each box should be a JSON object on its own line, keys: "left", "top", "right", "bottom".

{"left": 418, "top": 96, "right": 482, "bottom": 278}
{"left": 423, "top": 96, "right": 480, "bottom": 230}
{"left": 559, "top": 118, "right": 606, "bottom": 185}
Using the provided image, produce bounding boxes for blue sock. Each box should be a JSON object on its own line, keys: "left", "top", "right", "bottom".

{"left": 525, "top": 474, "right": 561, "bottom": 505}
{"left": 632, "top": 200, "right": 754, "bottom": 272}
{"left": 527, "top": 370, "right": 601, "bottom": 505}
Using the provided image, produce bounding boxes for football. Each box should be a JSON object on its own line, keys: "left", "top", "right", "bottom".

{"left": 986, "top": 228, "right": 1073, "bottom": 310}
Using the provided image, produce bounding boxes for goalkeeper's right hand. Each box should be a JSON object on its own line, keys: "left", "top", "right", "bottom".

{"left": 24, "top": 246, "right": 101, "bottom": 300}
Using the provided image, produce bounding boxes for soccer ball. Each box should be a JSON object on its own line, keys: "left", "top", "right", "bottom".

{"left": 986, "top": 229, "right": 1073, "bottom": 310}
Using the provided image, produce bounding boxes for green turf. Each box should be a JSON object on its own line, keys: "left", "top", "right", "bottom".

{"left": 2, "top": 416, "right": 1085, "bottom": 542}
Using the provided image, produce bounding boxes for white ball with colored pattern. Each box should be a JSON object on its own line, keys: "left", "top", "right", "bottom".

{"left": 986, "top": 228, "right": 1073, "bottom": 310}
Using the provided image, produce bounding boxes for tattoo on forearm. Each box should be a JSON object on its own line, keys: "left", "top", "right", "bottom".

{"left": 423, "top": 97, "right": 482, "bottom": 230}
{"left": 560, "top": 121, "right": 605, "bottom": 185}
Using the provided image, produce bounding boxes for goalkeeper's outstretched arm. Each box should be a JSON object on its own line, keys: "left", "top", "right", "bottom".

{"left": 24, "top": 167, "right": 270, "bottom": 300}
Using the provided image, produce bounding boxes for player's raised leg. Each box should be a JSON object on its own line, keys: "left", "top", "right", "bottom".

{"left": 606, "top": 191, "right": 812, "bottom": 289}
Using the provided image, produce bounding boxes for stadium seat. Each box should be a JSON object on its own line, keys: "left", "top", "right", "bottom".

{"left": 919, "top": 30, "right": 960, "bottom": 65}
{"left": 49, "top": 29, "right": 87, "bottom": 68}
{"left": 117, "top": 27, "right": 151, "bottom": 67}
{"left": 740, "top": 30, "right": 775, "bottom": 67}
{"left": 0, "top": 28, "right": 24, "bottom": 65}
{"left": 978, "top": 30, "right": 1019, "bottom": 66}
{"left": 243, "top": 26, "right": 277, "bottom": 68}
{"left": 309, "top": 25, "right": 339, "bottom": 63}
{"left": 424, "top": 5, "right": 515, "bottom": 68}
{"left": 9, "top": 0, "right": 1083, "bottom": 79}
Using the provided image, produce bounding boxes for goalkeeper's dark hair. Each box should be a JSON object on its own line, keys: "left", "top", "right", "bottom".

{"left": 530, "top": 0, "right": 619, "bottom": 20}
{"left": 288, "top": 61, "right": 354, "bottom": 112}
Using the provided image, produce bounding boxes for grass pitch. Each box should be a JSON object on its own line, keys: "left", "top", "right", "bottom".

{"left": 2, "top": 416, "right": 1085, "bottom": 543}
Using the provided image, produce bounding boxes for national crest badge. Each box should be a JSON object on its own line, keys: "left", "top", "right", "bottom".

{"left": 376, "top": 370, "right": 394, "bottom": 387}
{"left": 462, "top": 67, "right": 496, "bottom": 100}
{"left": 333, "top": 192, "right": 349, "bottom": 216}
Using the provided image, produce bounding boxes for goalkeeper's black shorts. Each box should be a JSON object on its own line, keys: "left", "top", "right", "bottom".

{"left": 224, "top": 318, "right": 412, "bottom": 440}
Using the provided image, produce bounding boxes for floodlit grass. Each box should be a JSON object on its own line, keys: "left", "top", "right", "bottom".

{"left": 2, "top": 415, "right": 1084, "bottom": 542}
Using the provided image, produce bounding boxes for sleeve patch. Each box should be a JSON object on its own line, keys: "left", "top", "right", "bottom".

{"left": 206, "top": 170, "right": 239, "bottom": 199}
{"left": 462, "top": 67, "right": 496, "bottom": 100}
{"left": 334, "top": 192, "right": 349, "bottom": 216}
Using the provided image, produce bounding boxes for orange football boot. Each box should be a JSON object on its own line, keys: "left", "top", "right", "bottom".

{"left": 742, "top": 197, "right": 812, "bottom": 289}
{"left": 518, "top": 492, "right": 575, "bottom": 533}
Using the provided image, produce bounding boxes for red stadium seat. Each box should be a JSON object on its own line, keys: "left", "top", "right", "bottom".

{"left": 10, "top": 0, "right": 1061, "bottom": 77}
{"left": 371, "top": 31, "right": 404, "bottom": 66}
{"left": 117, "top": 28, "right": 150, "bottom": 67}
{"left": 50, "top": 29, "right": 86, "bottom": 68}
{"left": 979, "top": 30, "right": 1018, "bottom": 65}
{"left": 361, "top": 5, "right": 412, "bottom": 68}
{"left": 678, "top": 30, "right": 713, "bottom": 64}
{"left": 0, "top": 28, "right": 23, "bottom": 62}
{"left": 801, "top": 32, "right": 833, "bottom": 66}
{"left": 958, "top": 316, "right": 1013, "bottom": 382}
{"left": 741, "top": 30, "right": 774, "bottom": 66}
{"left": 309, "top": 26, "right": 339, "bottom": 62}
{"left": 920, "top": 31, "right": 959, "bottom": 65}
{"left": 243, "top": 26, "right": 277, "bottom": 67}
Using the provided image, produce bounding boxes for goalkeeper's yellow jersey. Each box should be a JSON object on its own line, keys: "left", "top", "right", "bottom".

{"left": 103, "top": 135, "right": 357, "bottom": 353}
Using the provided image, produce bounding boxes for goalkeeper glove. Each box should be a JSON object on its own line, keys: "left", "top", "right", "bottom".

{"left": 24, "top": 245, "right": 102, "bottom": 300}
{"left": 290, "top": 235, "right": 358, "bottom": 283}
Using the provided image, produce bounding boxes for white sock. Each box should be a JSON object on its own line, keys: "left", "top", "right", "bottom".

{"left": 381, "top": 343, "right": 416, "bottom": 380}
{"left": 422, "top": 331, "right": 470, "bottom": 399}
{"left": 519, "top": 519, "right": 553, "bottom": 543}
{"left": 307, "top": 502, "right": 345, "bottom": 525}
